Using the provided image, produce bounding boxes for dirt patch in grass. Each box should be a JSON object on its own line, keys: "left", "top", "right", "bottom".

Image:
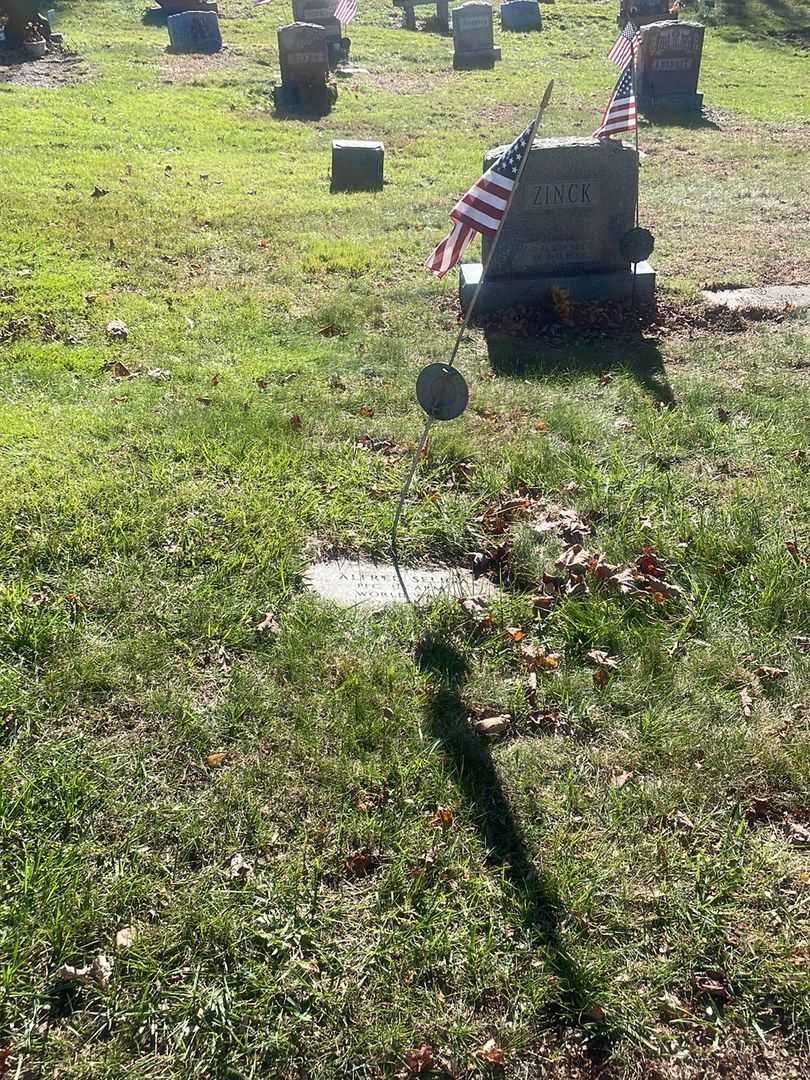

{"left": 366, "top": 69, "right": 453, "bottom": 95}
{"left": 0, "top": 46, "right": 91, "bottom": 88}
{"left": 160, "top": 46, "right": 264, "bottom": 84}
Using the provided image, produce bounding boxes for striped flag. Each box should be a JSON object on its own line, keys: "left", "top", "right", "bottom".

{"left": 426, "top": 122, "right": 534, "bottom": 278}
{"left": 593, "top": 60, "right": 636, "bottom": 139}
{"left": 608, "top": 21, "right": 640, "bottom": 66}
{"left": 335, "top": 0, "right": 358, "bottom": 23}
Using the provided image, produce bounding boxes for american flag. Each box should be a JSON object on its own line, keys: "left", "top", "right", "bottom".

{"left": 608, "top": 21, "right": 640, "bottom": 66}
{"left": 593, "top": 60, "right": 636, "bottom": 139}
{"left": 335, "top": 0, "right": 358, "bottom": 23}
{"left": 425, "top": 122, "right": 534, "bottom": 278}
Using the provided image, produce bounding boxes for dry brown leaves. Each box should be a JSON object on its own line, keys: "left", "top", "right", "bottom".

{"left": 403, "top": 1044, "right": 433, "bottom": 1074}
{"left": 477, "top": 1038, "right": 506, "bottom": 1065}
{"left": 473, "top": 714, "right": 510, "bottom": 737}
{"left": 431, "top": 807, "right": 454, "bottom": 829}
{"left": 345, "top": 850, "right": 380, "bottom": 877}
{"left": 56, "top": 954, "right": 113, "bottom": 990}
{"left": 205, "top": 752, "right": 227, "bottom": 768}
{"left": 458, "top": 596, "right": 494, "bottom": 630}
{"left": 255, "top": 611, "right": 281, "bottom": 635}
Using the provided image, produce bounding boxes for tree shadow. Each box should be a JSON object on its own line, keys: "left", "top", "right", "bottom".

{"left": 641, "top": 109, "right": 721, "bottom": 130}
{"left": 484, "top": 320, "right": 676, "bottom": 408}
{"left": 416, "top": 632, "right": 596, "bottom": 1016}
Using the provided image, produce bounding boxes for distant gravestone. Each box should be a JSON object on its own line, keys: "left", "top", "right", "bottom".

{"left": 501, "top": 0, "right": 541, "bottom": 31}
{"left": 331, "top": 140, "right": 385, "bottom": 192}
{"left": 452, "top": 1, "right": 500, "bottom": 68}
{"left": 636, "top": 21, "right": 704, "bottom": 111}
{"left": 291, "top": 0, "right": 349, "bottom": 65}
{"left": 166, "top": 10, "right": 222, "bottom": 53}
{"left": 618, "top": 0, "right": 673, "bottom": 28}
{"left": 275, "top": 22, "right": 335, "bottom": 115}
{"left": 459, "top": 136, "right": 655, "bottom": 314}
{"left": 394, "top": 0, "right": 450, "bottom": 33}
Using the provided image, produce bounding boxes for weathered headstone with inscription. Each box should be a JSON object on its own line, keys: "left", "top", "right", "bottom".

{"left": 618, "top": 0, "right": 674, "bottom": 29}
{"left": 166, "top": 10, "right": 222, "bottom": 53}
{"left": 501, "top": 0, "right": 542, "bottom": 31}
{"left": 636, "top": 21, "right": 704, "bottom": 112}
{"left": 459, "top": 136, "right": 655, "bottom": 313}
{"left": 274, "top": 23, "right": 336, "bottom": 116}
{"left": 394, "top": 0, "right": 450, "bottom": 33}
{"left": 291, "top": 0, "right": 349, "bottom": 66}
{"left": 452, "top": 2, "right": 500, "bottom": 68}
{"left": 305, "top": 559, "right": 497, "bottom": 608}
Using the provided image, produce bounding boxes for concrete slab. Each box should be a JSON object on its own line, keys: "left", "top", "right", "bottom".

{"left": 304, "top": 558, "right": 497, "bottom": 608}
{"left": 702, "top": 284, "right": 810, "bottom": 313}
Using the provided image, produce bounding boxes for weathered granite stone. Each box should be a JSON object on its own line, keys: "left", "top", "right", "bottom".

{"left": 275, "top": 23, "right": 335, "bottom": 115}
{"left": 452, "top": 1, "right": 500, "bottom": 68}
{"left": 292, "top": 0, "right": 349, "bottom": 65}
{"left": 501, "top": 0, "right": 542, "bottom": 31}
{"left": 702, "top": 284, "right": 810, "bottom": 313}
{"left": 331, "top": 140, "right": 384, "bottom": 192}
{"left": 636, "top": 21, "right": 704, "bottom": 112}
{"left": 166, "top": 10, "right": 222, "bottom": 53}
{"left": 305, "top": 559, "right": 498, "bottom": 608}
{"left": 618, "top": 0, "right": 674, "bottom": 29}
{"left": 459, "top": 136, "right": 655, "bottom": 313}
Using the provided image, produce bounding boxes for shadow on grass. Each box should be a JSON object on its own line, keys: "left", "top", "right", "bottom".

{"left": 641, "top": 110, "right": 721, "bottom": 131}
{"left": 416, "top": 632, "right": 598, "bottom": 1020}
{"left": 485, "top": 327, "right": 676, "bottom": 408}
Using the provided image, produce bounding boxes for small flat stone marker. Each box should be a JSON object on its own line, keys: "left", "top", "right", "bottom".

{"left": 305, "top": 559, "right": 498, "bottom": 608}
{"left": 331, "top": 140, "right": 384, "bottom": 192}
{"left": 702, "top": 284, "right": 810, "bottom": 313}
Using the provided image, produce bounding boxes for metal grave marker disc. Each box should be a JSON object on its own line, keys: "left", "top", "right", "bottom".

{"left": 415, "top": 363, "right": 469, "bottom": 421}
{"left": 620, "top": 227, "right": 655, "bottom": 264}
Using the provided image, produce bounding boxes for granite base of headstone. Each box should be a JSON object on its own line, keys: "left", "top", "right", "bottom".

{"left": 166, "top": 10, "right": 222, "bottom": 53}
{"left": 274, "top": 22, "right": 336, "bottom": 117}
{"left": 636, "top": 20, "right": 704, "bottom": 112}
{"left": 453, "top": 1, "right": 500, "bottom": 68}
{"left": 458, "top": 136, "right": 655, "bottom": 315}
{"left": 331, "top": 140, "right": 384, "bottom": 192}
{"left": 501, "top": 0, "right": 542, "bottom": 31}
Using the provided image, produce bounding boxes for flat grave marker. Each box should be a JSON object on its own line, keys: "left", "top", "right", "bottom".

{"left": 305, "top": 559, "right": 498, "bottom": 608}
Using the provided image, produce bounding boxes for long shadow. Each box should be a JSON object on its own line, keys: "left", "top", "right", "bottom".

{"left": 416, "top": 632, "right": 596, "bottom": 1016}
{"left": 641, "top": 110, "right": 721, "bottom": 131}
{"left": 485, "top": 321, "right": 676, "bottom": 408}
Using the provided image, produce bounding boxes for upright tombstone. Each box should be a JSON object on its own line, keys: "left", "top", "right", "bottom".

{"left": 452, "top": 2, "right": 500, "bottom": 69}
{"left": 618, "top": 0, "right": 673, "bottom": 28}
{"left": 394, "top": 0, "right": 450, "bottom": 34}
{"left": 292, "top": 0, "right": 349, "bottom": 66}
{"left": 275, "top": 22, "right": 336, "bottom": 116}
{"left": 501, "top": 0, "right": 542, "bottom": 31}
{"left": 166, "top": 9, "right": 222, "bottom": 52}
{"left": 458, "top": 136, "right": 655, "bottom": 314}
{"left": 636, "top": 21, "right": 704, "bottom": 112}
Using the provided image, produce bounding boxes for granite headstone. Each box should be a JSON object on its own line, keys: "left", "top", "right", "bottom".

{"left": 618, "top": 0, "right": 674, "bottom": 28}
{"left": 275, "top": 22, "right": 335, "bottom": 115}
{"left": 394, "top": 0, "right": 450, "bottom": 33}
{"left": 452, "top": 1, "right": 500, "bottom": 68}
{"left": 459, "top": 136, "right": 655, "bottom": 313}
{"left": 166, "top": 10, "right": 222, "bottom": 53}
{"left": 292, "top": 0, "right": 349, "bottom": 65}
{"left": 636, "top": 20, "right": 704, "bottom": 111}
{"left": 501, "top": 0, "right": 542, "bottom": 31}
{"left": 331, "top": 140, "right": 385, "bottom": 192}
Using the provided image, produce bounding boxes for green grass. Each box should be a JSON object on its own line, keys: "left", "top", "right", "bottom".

{"left": 1, "top": 0, "right": 810, "bottom": 1076}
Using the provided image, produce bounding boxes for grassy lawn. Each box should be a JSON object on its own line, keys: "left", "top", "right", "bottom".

{"left": 1, "top": 0, "right": 810, "bottom": 1076}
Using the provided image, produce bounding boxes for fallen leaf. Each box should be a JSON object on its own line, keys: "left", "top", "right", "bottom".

{"left": 256, "top": 611, "right": 281, "bottom": 635}
{"left": 599, "top": 373, "right": 613, "bottom": 386}
{"left": 228, "top": 853, "right": 254, "bottom": 880}
{"left": 521, "top": 644, "right": 560, "bottom": 671}
{"left": 504, "top": 626, "right": 526, "bottom": 642}
{"left": 403, "top": 1044, "right": 434, "bottom": 1074}
{"left": 659, "top": 991, "right": 690, "bottom": 1020}
{"left": 740, "top": 686, "right": 756, "bottom": 717}
{"left": 753, "top": 665, "right": 788, "bottom": 681}
{"left": 115, "top": 926, "right": 137, "bottom": 951}
{"left": 0, "top": 1047, "right": 10, "bottom": 1078}
{"left": 56, "top": 953, "right": 113, "bottom": 990}
{"left": 91, "top": 185, "right": 109, "bottom": 197}
{"left": 745, "top": 796, "right": 779, "bottom": 823}
{"left": 669, "top": 809, "right": 695, "bottom": 831}
{"left": 146, "top": 367, "right": 170, "bottom": 381}
{"left": 535, "top": 420, "right": 549, "bottom": 432}
{"left": 586, "top": 650, "right": 619, "bottom": 671}
{"left": 614, "top": 417, "right": 633, "bottom": 432}
{"left": 473, "top": 714, "right": 510, "bottom": 737}
{"left": 105, "top": 359, "right": 132, "bottom": 380}
{"left": 354, "top": 404, "right": 374, "bottom": 418}
{"left": 431, "top": 807, "right": 454, "bottom": 829}
{"left": 587, "top": 1004, "right": 606, "bottom": 1021}
{"left": 612, "top": 770, "right": 635, "bottom": 790}
{"left": 593, "top": 668, "right": 610, "bottom": 689}
{"left": 785, "top": 541, "right": 810, "bottom": 567}
{"left": 477, "top": 1038, "right": 506, "bottom": 1065}
{"left": 345, "top": 850, "right": 379, "bottom": 877}
{"left": 787, "top": 820, "right": 810, "bottom": 847}
{"left": 290, "top": 414, "right": 303, "bottom": 431}
{"left": 531, "top": 594, "right": 555, "bottom": 614}
{"left": 106, "top": 319, "right": 129, "bottom": 341}
{"left": 693, "top": 972, "right": 732, "bottom": 1002}
{"left": 196, "top": 396, "right": 212, "bottom": 406}
{"left": 205, "top": 752, "right": 227, "bottom": 768}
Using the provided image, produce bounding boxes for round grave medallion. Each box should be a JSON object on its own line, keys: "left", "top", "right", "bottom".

{"left": 620, "top": 227, "right": 655, "bottom": 264}
{"left": 415, "top": 364, "right": 469, "bottom": 421}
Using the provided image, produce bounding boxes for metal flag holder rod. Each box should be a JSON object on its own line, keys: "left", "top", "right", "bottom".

{"left": 390, "top": 81, "right": 555, "bottom": 604}
{"left": 631, "top": 36, "right": 640, "bottom": 306}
